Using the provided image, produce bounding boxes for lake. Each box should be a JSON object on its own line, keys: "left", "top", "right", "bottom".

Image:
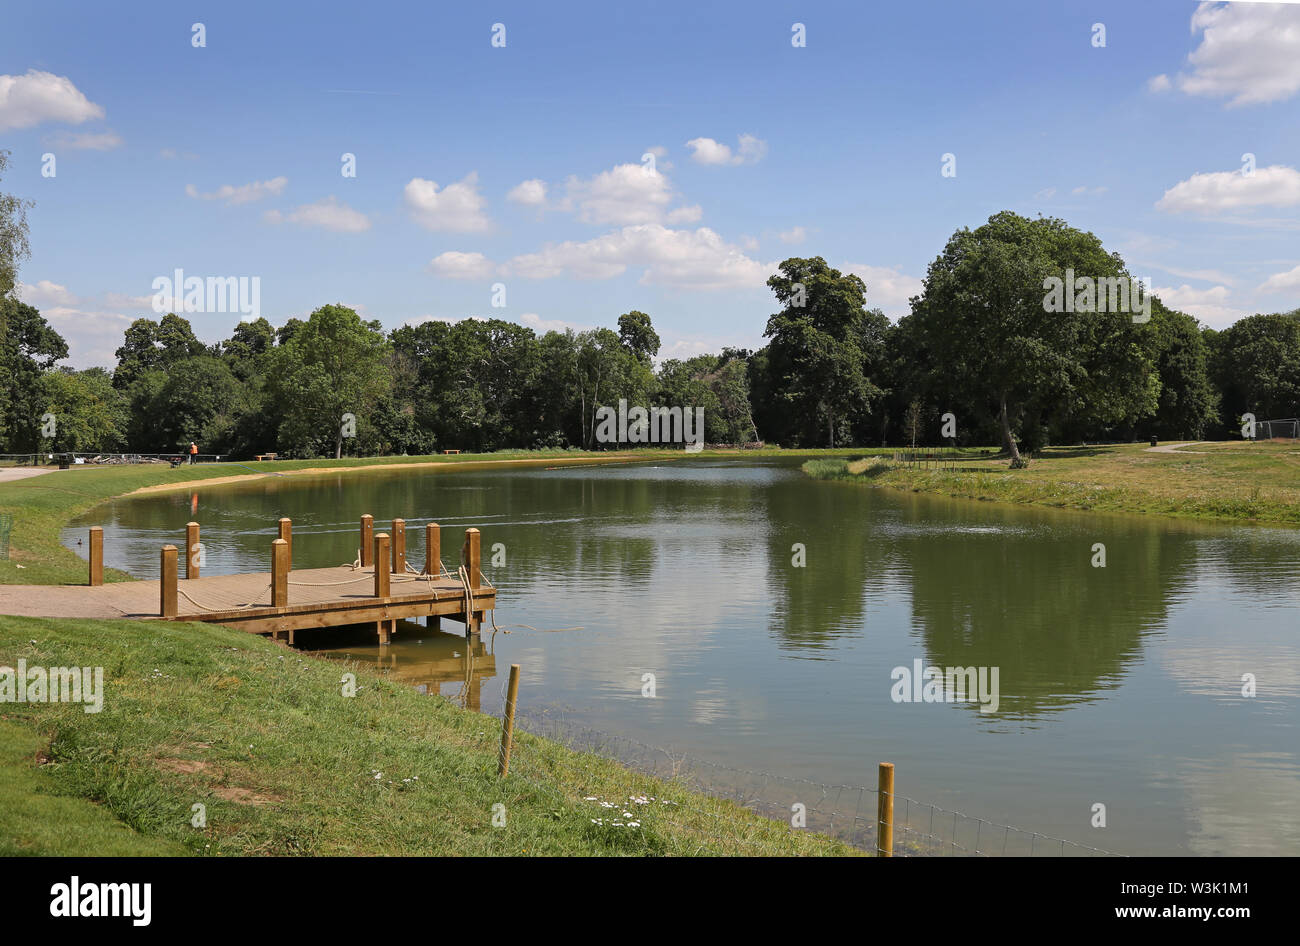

{"left": 65, "top": 457, "right": 1300, "bottom": 855}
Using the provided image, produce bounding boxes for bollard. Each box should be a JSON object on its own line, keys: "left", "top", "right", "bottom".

{"left": 88, "top": 527, "right": 103, "bottom": 586}
{"left": 278, "top": 517, "right": 292, "bottom": 568}
{"left": 360, "top": 514, "right": 374, "bottom": 566}
{"left": 497, "top": 663, "right": 521, "bottom": 777}
{"left": 374, "top": 533, "right": 390, "bottom": 598}
{"left": 877, "top": 762, "right": 895, "bottom": 857}
{"left": 392, "top": 518, "right": 406, "bottom": 573}
{"left": 271, "top": 538, "right": 289, "bottom": 608}
{"left": 423, "top": 522, "right": 440, "bottom": 576}
{"left": 160, "top": 545, "right": 178, "bottom": 618}
{"left": 185, "top": 522, "right": 200, "bottom": 579}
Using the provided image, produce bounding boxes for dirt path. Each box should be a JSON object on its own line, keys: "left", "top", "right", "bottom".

{"left": 0, "top": 467, "right": 55, "bottom": 484}
{"left": 1144, "top": 442, "right": 1209, "bottom": 454}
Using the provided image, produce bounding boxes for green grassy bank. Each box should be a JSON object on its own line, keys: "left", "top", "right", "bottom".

{"left": 0, "top": 615, "right": 854, "bottom": 856}
{"left": 805, "top": 441, "right": 1300, "bottom": 525}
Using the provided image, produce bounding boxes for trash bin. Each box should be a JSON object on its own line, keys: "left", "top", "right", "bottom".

{"left": 0, "top": 513, "right": 11, "bottom": 561}
{"left": 1150, "top": 436, "right": 1158, "bottom": 447}
{"left": 58, "top": 455, "right": 71, "bottom": 470}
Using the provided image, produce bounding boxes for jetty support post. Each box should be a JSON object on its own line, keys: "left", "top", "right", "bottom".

{"left": 271, "top": 538, "right": 289, "bottom": 608}
{"left": 360, "top": 514, "right": 374, "bottom": 566}
{"left": 374, "top": 533, "right": 391, "bottom": 644}
{"left": 392, "top": 518, "right": 406, "bottom": 573}
{"left": 877, "top": 762, "right": 895, "bottom": 857}
{"left": 278, "top": 517, "right": 292, "bottom": 567}
{"left": 88, "top": 526, "right": 103, "bottom": 586}
{"left": 497, "top": 663, "right": 521, "bottom": 777}
{"left": 185, "top": 522, "right": 200, "bottom": 579}
{"left": 160, "top": 545, "right": 178, "bottom": 618}
{"left": 462, "top": 527, "right": 481, "bottom": 635}
{"left": 424, "top": 522, "right": 441, "bottom": 631}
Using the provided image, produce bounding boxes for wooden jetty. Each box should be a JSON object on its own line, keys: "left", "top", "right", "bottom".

{"left": 0, "top": 517, "right": 495, "bottom": 646}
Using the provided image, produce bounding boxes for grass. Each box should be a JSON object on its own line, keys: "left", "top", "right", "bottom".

{"left": 0, "top": 615, "right": 856, "bottom": 856}
{"left": 804, "top": 441, "right": 1300, "bottom": 525}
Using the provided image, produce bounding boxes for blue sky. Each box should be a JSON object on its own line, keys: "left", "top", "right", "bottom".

{"left": 3, "top": 0, "right": 1299, "bottom": 367}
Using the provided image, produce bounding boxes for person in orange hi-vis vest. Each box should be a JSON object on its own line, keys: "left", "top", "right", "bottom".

{"left": 189, "top": 441, "right": 198, "bottom": 464}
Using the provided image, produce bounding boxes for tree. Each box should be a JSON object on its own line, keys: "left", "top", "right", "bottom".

{"left": 38, "top": 368, "right": 127, "bottom": 453}
{"left": 908, "top": 212, "right": 1156, "bottom": 463}
{"left": 113, "top": 313, "right": 206, "bottom": 390}
{"left": 763, "top": 257, "right": 886, "bottom": 447}
{"left": 267, "top": 305, "right": 392, "bottom": 458}
{"left": 0, "top": 150, "right": 32, "bottom": 299}
{"left": 0, "top": 298, "right": 69, "bottom": 451}
{"left": 1143, "top": 300, "right": 1218, "bottom": 440}
{"left": 617, "top": 310, "right": 660, "bottom": 365}
{"left": 1209, "top": 312, "right": 1300, "bottom": 432}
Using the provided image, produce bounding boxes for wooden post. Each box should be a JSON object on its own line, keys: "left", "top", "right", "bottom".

{"left": 374, "top": 534, "right": 390, "bottom": 598}
{"left": 185, "top": 522, "right": 200, "bottom": 579}
{"left": 160, "top": 545, "right": 178, "bottom": 618}
{"left": 360, "top": 514, "right": 374, "bottom": 566}
{"left": 424, "top": 522, "right": 441, "bottom": 631}
{"left": 88, "top": 527, "right": 103, "bottom": 586}
{"left": 497, "top": 663, "right": 521, "bottom": 777}
{"left": 278, "top": 517, "right": 292, "bottom": 567}
{"left": 877, "top": 762, "right": 895, "bottom": 857}
{"left": 462, "top": 528, "right": 481, "bottom": 589}
{"left": 392, "top": 518, "right": 406, "bottom": 574}
{"left": 271, "top": 538, "right": 289, "bottom": 608}
{"left": 423, "top": 522, "right": 440, "bottom": 576}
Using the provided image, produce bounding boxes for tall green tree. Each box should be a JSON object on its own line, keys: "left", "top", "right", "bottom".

{"left": 1209, "top": 312, "right": 1300, "bottom": 432}
{"left": 267, "top": 305, "right": 392, "bottom": 458}
{"left": 0, "top": 298, "right": 69, "bottom": 451}
{"left": 0, "top": 150, "right": 31, "bottom": 299}
{"left": 763, "top": 257, "right": 886, "bottom": 447}
{"left": 908, "top": 212, "right": 1155, "bottom": 462}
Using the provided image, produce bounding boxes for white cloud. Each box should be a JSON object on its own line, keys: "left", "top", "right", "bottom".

{"left": 842, "top": 263, "right": 924, "bottom": 317}
{"left": 666, "top": 204, "right": 703, "bottom": 224}
{"left": 1146, "top": 263, "right": 1238, "bottom": 286}
{"left": 508, "top": 224, "right": 772, "bottom": 290}
{"left": 506, "top": 178, "right": 548, "bottom": 207}
{"left": 0, "top": 70, "right": 104, "bottom": 131}
{"left": 186, "top": 176, "right": 288, "bottom": 206}
{"left": 159, "top": 147, "right": 198, "bottom": 160}
{"left": 264, "top": 196, "right": 370, "bottom": 232}
{"left": 1152, "top": 283, "right": 1245, "bottom": 326}
{"left": 404, "top": 172, "right": 490, "bottom": 232}
{"left": 427, "top": 251, "right": 497, "bottom": 280}
{"left": 1071, "top": 185, "right": 1108, "bottom": 196}
{"left": 778, "top": 226, "right": 807, "bottom": 244}
{"left": 563, "top": 163, "right": 675, "bottom": 226}
{"left": 1156, "top": 165, "right": 1300, "bottom": 214}
{"left": 519, "top": 312, "right": 588, "bottom": 333}
{"left": 17, "top": 280, "right": 78, "bottom": 306}
{"left": 1148, "top": 73, "right": 1172, "bottom": 93}
{"left": 43, "top": 129, "right": 122, "bottom": 151}
{"left": 685, "top": 133, "right": 768, "bottom": 166}
{"left": 1172, "top": 2, "right": 1300, "bottom": 107}
{"left": 1260, "top": 263, "right": 1300, "bottom": 294}
{"left": 1034, "top": 187, "right": 1057, "bottom": 200}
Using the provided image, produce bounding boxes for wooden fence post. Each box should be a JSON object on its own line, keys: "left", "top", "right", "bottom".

{"left": 423, "top": 522, "right": 440, "bottom": 576}
{"left": 877, "top": 762, "right": 895, "bottom": 857}
{"left": 374, "top": 534, "right": 390, "bottom": 598}
{"left": 360, "top": 514, "right": 374, "bottom": 566}
{"left": 271, "top": 538, "right": 289, "bottom": 608}
{"left": 160, "top": 545, "right": 178, "bottom": 618}
{"left": 462, "top": 527, "right": 481, "bottom": 589}
{"left": 88, "top": 526, "right": 103, "bottom": 587}
{"left": 278, "top": 517, "right": 292, "bottom": 568}
{"left": 392, "top": 518, "right": 406, "bottom": 573}
{"left": 497, "top": 663, "right": 521, "bottom": 777}
{"left": 185, "top": 522, "right": 200, "bottom": 579}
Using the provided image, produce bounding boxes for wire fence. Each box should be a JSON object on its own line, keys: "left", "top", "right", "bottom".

{"left": 483, "top": 694, "right": 1126, "bottom": 857}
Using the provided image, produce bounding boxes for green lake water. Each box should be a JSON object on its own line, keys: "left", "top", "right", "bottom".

{"left": 65, "top": 458, "right": 1300, "bottom": 855}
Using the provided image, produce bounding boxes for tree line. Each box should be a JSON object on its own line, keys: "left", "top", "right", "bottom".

{"left": 3, "top": 209, "right": 1298, "bottom": 460}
